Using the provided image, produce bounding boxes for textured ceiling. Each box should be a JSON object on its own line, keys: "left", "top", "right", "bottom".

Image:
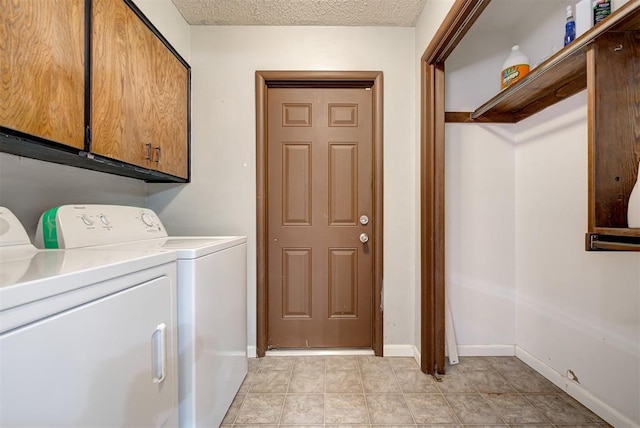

{"left": 170, "top": 0, "right": 428, "bottom": 26}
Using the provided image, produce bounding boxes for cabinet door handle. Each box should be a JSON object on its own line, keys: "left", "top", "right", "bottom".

{"left": 145, "top": 143, "right": 152, "bottom": 160}
{"left": 151, "top": 323, "right": 167, "bottom": 384}
{"left": 155, "top": 146, "right": 161, "bottom": 163}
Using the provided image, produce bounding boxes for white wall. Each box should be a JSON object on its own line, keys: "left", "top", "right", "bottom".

{"left": 147, "top": 25, "right": 418, "bottom": 354}
{"left": 133, "top": 0, "right": 191, "bottom": 62}
{"left": 442, "top": 10, "right": 518, "bottom": 354}
{"left": 413, "top": 0, "right": 457, "bottom": 357}
{"left": 0, "top": 154, "right": 147, "bottom": 241}
{"left": 515, "top": 92, "right": 640, "bottom": 427}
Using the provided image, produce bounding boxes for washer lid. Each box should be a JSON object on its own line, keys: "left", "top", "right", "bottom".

{"left": 0, "top": 248, "right": 176, "bottom": 311}
{"left": 94, "top": 236, "right": 247, "bottom": 259}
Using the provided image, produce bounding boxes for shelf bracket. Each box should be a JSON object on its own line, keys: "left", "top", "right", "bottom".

{"left": 586, "top": 233, "right": 640, "bottom": 251}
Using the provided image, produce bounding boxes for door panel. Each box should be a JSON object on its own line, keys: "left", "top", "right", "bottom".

{"left": 267, "top": 87, "right": 373, "bottom": 349}
{"left": 0, "top": 0, "right": 85, "bottom": 149}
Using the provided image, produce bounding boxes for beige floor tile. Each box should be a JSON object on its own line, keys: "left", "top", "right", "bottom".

{"left": 388, "top": 357, "right": 420, "bottom": 371}
{"left": 488, "top": 356, "right": 530, "bottom": 372}
{"left": 395, "top": 370, "right": 439, "bottom": 393}
{"left": 362, "top": 370, "right": 400, "bottom": 393}
{"left": 249, "top": 369, "right": 291, "bottom": 393}
{"left": 404, "top": 393, "right": 459, "bottom": 424}
{"left": 500, "top": 369, "right": 560, "bottom": 393}
{"left": 234, "top": 393, "right": 284, "bottom": 424}
{"left": 247, "top": 357, "right": 262, "bottom": 373}
{"left": 482, "top": 393, "right": 550, "bottom": 424}
{"left": 435, "top": 372, "right": 476, "bottom": 393}
{"left": 237, "top": 372, "right": 254, "bottom": 394}
{"left": 280, "top": 393, "right": 324, "bottom": 424}
{"left": 326, "top": 425, "right": 369, "bottom": 428}
{"left": 324, "top": 393, "right": 370, "bottom": 424}
{"left": 231, "top": 425, "right": 278, "bottom": 428}
{"left": 326, "top": 369, "right": 364, "bottom": 393}
{"left": 289, "top": 370, "right": 326, "bottom": 393}
{"left": 221, "top": 392, "right": 244, "bottom": 425}
{"left": 326, "top": 355, "right": 359, "bottom": 371}
{"left": 260, "top": 356, "right": 294, "bottom": 371}
{"left": 359, "top": 355, "right": 392, "bottom": 372}
{"left": 415, "top": 425, "right": 462, "bottom": 428}
{"left": 444, "top": 394, "right": 504, "bottom": 425}
{"left": 366, "top": 393, "right": 414, "bottom": 424}
{"left": 522, "top": 393, "right": 596, "bottom": 425}
{"left": 232, "top": 425, "right": 279, "bottom": 428}
{"left": 224, "top": 356, "right": 611, "bottom": 427}
{"left": 464, "top": 370, "right": 515, "bottom": 394}
{"left": 455, "top": 356, "right": 493, "bottom": 372}
{"left": 293, "top": 355, "right": 326, "bottom": 372}
{"left": 373, "top": 425, "right": 418, "bottom": 428}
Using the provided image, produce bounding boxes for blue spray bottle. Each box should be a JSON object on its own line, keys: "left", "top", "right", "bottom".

{"left": 564, "top": 5, "right": 576, "bottom": 46}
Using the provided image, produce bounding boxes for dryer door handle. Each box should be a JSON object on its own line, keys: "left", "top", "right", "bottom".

{"left": 151, "top": 323, "right": 167, "bottom": 384}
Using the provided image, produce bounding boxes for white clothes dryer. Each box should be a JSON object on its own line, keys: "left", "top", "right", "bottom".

{"left": 0, "top": 207, "right": 179, "bottom": 427}
{"left": 35, "top": 204, "right": 248, "bottom": 428}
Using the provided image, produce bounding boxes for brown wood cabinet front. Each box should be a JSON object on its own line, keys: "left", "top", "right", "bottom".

{"left": 588, "top": 29, "right": 640, "bottom": 241}
{"left": 91, "top": 0, "right": 189, "bottom": 179}
{"left": 0, "top": 0, "right": 85, "bottom": 149}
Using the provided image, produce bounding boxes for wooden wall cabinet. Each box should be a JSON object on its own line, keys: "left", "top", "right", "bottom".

{"left": 0, "top": 0, "right": 190, "bottom": 183}
{"left": 0, "top": 0, "right": 85, "bottom": 150}
{"left": 92, "top": 0, "right": 189, "bottom": 180}
{"left": 587, "top": 27, "right": 640, "bottom": 250}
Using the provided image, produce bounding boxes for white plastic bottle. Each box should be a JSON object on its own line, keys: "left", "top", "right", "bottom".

{"left": 628, "top": 160, "right": 640, "bottom": 228}
{"left": 501, "top": 45, "right": 530, "bottom": 90}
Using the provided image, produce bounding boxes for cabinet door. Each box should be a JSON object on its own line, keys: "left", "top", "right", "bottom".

{"left": 150, "top": 37, "right": 189, "bottom": 178}
{"left": 0, "top": 0, "right": 85, "bottom": 149}
{"left": 91, "top": 0, "right": 189, "bottom": 179}
{"left": 0, "top": 275, "right": 178, "bottom": 427}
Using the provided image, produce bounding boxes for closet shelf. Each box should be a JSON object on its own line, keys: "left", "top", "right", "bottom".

{"left": 449, "top": 1, "right": 640, "bottom": 124}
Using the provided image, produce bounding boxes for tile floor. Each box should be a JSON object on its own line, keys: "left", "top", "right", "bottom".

{"left": 221, "top": 355, "right": 610, "bottom": 427}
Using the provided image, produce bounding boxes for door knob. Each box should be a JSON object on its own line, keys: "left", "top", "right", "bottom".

{"left": 359, "top": 233, "right": 369, "bottom": 243}
{"left": 359, "top": 215, "right": 369, "bottom": 225}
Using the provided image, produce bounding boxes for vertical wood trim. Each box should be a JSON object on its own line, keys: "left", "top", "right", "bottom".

{"left": 587, "top": 45, "right": 596, "bottom": 233}
{"left": 420, "top": 62, "right": 446, "bottom": 374}
{"left": 255, "top": 70, "right": 384, "bottom": 357}
{"left": 372, "top": 72, "right": 384, "bottom": 357}
{"left": 433, "top": 64, "right": 447, "bottom": 374}
{"left": 420, "top": 0, "right": 488, "bottom": 375}
{"left": 255, "top": 72, "right": 268, "bottom": 357}
{"left": 421, "top": 61, "right": 436, "bottom": 373}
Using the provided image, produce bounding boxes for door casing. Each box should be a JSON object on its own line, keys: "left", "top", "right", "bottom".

{"left": 255, "top": 70, "right": 384, "bottom": 357}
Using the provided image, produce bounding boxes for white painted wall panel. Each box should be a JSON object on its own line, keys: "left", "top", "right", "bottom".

{"left": 515, "top": 92, "right": 640, "bottom": 426}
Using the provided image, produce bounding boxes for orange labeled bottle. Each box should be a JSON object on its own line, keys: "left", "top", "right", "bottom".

{"left": 501, "top": 45, "right": 530, "bottom": 90}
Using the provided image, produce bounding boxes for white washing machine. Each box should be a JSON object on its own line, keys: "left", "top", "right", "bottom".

{"left": 35, "top": 204, "right": 248, "bottom": 428}
{"left": 0, "top": 207, "right": 179, "bottom": 427}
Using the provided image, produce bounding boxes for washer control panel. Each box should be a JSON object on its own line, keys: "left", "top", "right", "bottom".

{"left": 35, "top": 205, "right": 168, "bottom": 249}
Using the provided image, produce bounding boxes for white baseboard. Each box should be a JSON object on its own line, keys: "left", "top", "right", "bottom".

{"left": 383, "top": 344, "right": 416, "bottom": 357}
{"left": 516, "top": 346, "right": 639, "bottom": 428}
{"left": 413, "top": 345, "right": 421, "bottom": 367}
{"left": 247, "top": 346, "right": 257, "bottom": 358}
{"left": 456, "top": 345, "right": 515, "bottom": 356}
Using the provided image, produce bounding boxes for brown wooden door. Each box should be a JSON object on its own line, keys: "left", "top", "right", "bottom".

{"left": 91, "top": 0, "right": 188, "bottom": 179}
{"left": 267, "top": 87, "right": 373, "bottom": 349}
{"left": 0, "top": 0, "right": 85, "bottom": 149}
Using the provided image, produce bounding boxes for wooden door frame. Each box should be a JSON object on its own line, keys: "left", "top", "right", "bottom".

{"left": 256, "top": 70, "right": 384, "bottom": 357}
{"left": 420, "top": 0, "right": 489, "bottom": 374}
